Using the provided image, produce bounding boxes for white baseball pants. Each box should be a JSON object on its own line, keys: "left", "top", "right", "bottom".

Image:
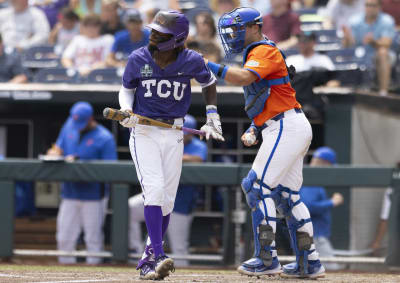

{"left": 252, "top": 109, "right": 318, "bottom": 259}
{"left": 129, "top": 123, "right": 184, "bottom": 216}
{"left": 56, "top": 198, "right": 107, "bottom": 264}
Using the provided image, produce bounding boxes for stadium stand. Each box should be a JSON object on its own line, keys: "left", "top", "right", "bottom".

{"left": 33, "top": 67, "right": 80, "bottom": 83}
{"left": 22, "top": 45, "right": 59, "bottom": 69}
{"left": 84, "top": 68, "right": 123, "bottom": 84}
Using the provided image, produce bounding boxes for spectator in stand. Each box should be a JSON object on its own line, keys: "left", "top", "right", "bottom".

{"left": 286, "top": 31, "right": 338, "bottom": 119}
{"left": 32, "top": 0, "right": 69, "bottom": 29}
{"left": 240, "top": 0, "right": 270, "bottom": 15}
{"left": 320, "top": 0, "right": 364, "bottom": 32}
{"left": 0, "top": 0, "right": 50, "bottom": 52}
{"left": 300, "top": 147, "right": 345, "bottom": 270}
{"left": 286, "top": 31, "right": 337, "bottom": 75}
{"left": 62, "top": 13, "right": 114, "bottom": 77}
{"left": 0, "top": 34, "right": 28, "bottom": 83}
{"left": 342, "top": 0, "right": 396, "bottom": 96}
{"left": 262, "top": 0, "right": 301, "bottom": 50}
{"left": 210, "top": 0, "right": 240, "bottom": 24}
{"left": 70, "top": 0, "right": 102, "bottom": 18}
{"left": 382, "top": 0, "right": 400, "bottom": 29}
{"left": 190, "top": 12, "right": 217, "bottom": 44}
{"left": 128, "top": 115, "right": 207, "bottom": 267}
{"left": 46, "top": 101, "right": 117, "bottom": 264}
{"left": 106, "top": 8, "right": 149, "bottom": 67}
{"left": 100, "top": 0, "right": 125, "bottom": 35}
{"left": 49, "top": 7, "right": 80, "bottom": 55}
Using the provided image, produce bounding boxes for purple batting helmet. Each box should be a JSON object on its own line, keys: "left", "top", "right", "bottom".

{"left": 147, "top": 10, "right": 189, "bottom": 51}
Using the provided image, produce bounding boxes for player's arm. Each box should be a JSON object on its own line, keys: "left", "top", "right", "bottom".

{"left": 205, "top": 59, "right": 258, "bottom": 86}
{"left": 118, "top": 86, "right": 137, "bottom": 128}
{"left": 182, "top": 154, "right": 203, "bottom": 163}
{"left": 200, "top": 82, "right": 224, "bottom": 141}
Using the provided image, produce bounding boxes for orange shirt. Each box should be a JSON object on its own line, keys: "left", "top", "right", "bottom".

{"left": 244, "top": 44, "right": 301, "bottom": 126}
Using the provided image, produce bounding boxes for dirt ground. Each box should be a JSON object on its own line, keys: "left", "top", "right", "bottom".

{"left": 0, "top": 264, "right": 399, "bottom": 283}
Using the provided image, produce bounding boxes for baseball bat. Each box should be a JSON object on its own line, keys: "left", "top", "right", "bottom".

{"left": 103, "top": 108, "right": 206, "bottom": 137}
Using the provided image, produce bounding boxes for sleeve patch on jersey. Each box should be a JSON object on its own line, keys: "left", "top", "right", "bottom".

{"left": 245, "top": 60, "right": 260, "bottom": 67}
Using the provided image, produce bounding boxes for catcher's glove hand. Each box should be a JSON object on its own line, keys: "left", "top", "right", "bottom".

{"left": 200, "top": 105, "right": 224, "bottom": 141}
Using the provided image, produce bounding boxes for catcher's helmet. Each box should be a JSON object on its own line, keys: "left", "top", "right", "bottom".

{"left": 218, "top": 7, "right": 262, "bottom": 55}
{"left": 147, "top": 10, "right": 189, "bottom": 51}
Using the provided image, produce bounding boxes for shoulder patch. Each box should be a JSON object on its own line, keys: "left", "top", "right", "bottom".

{"left": 245, "top": 60, "right": 260, "bottom": 67}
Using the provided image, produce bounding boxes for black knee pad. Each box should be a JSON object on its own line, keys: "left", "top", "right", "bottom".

{"left": 259, "top": 224, "right": 274, "bottom": 266}
{"left": 296, "top": 231, "right": 313, "bottom": 251}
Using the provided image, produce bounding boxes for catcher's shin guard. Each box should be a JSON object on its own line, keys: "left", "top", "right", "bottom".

{"left": 272, "top": 185, "right": 314, "bottom": 276}
{"left": 252, "top": 203, "right": 275, "bottom": 266}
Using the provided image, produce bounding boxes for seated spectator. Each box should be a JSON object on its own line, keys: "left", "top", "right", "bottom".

{"left": 32, "top": 0, "right": 69, "bottom": 29}
{"left": 320, "top": 0, "right": 364, "bottom": 32}
{"left": 62, "top": 13, "right": 114, "bottom": 77}
{"left": 190, "top": 11, "right": 217, "bottom": 44}
{"left": 0, "top": 34, "right": 28, "bottom": 83}
{"left": 240, "top": 0, "right": 270, "bottom": 15}
{"left": 106, "top": 9, "right": 149, "bottom": 67}
{"left": 300, "top": 147, "right": 345, "bottom": 270}
{"left": 262, "top": 0, "right": 301, "bottom": 50}
{"left": 49, "top": 7, "right": 80, "bottom": 55}
{"left": 70, "top": 0, "right": 102, "bottom": 18}
{"left": 0, "top": 0, "right": 50, "bottom": 52}
{"left": 100, "top": 0, "right": 125, "bottom": 35}
{"left": 210, "top": 0, "right": 240, "bottom": 24}
{"left": 286, "top": 31, "right": 337, "bottom": 119}
{"left": 128, "top": 115, "right": 207, "bottom": 267}
{"left": 382, "top": 0, "right": 400, "bottom": 30}
{"left": 342, "top": 0, "right": 396, "bottom": 96}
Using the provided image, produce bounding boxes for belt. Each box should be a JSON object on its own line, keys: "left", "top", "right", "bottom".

{"left": 271, "top": 108, "right": 302, "bottom": 122}
{"left": 154, "top": 118, "right": 175, "bottom": 125}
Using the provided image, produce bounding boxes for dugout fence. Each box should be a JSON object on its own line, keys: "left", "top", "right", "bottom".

{"left": 0, "top": 160, "right": 399, "bottom": 266}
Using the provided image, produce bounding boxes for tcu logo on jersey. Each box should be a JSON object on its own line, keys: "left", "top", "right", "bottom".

{"left": 142, "top": 79, "right": 187, "bottom": 101}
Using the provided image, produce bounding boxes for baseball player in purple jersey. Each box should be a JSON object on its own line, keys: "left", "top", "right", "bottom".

{"left": 117, "top": 10, "right": 224, "bottom": 280}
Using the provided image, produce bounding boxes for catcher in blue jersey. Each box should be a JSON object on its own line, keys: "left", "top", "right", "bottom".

{"left": 117, "top": 10, "right": 224, "bottom": 280}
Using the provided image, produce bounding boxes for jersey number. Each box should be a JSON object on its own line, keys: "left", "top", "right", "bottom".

{"left": 141, "top": 79, "right": 187, "bottom": 101}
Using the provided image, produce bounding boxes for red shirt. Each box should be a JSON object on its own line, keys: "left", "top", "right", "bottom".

{"left": 382, "top": 0, "right": 400, "bottom": 26}
{"left": 262, "top": 11, "right": 301, "bottom": 43}
{"left": 244, "top": 44, "right": 301, "bottom": 126}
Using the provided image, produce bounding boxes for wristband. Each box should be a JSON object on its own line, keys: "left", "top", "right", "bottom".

{"left": 207, "top": 61, "right": 228, "bottom": 79}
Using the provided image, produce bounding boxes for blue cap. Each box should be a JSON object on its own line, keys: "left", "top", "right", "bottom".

{"left": 183, "top": 114, "right": 197, "bottom": 132}
{"left": 313, "top": 146, "right": 337, "bottom": 164}
{"left": 69, "top": 101, "right": 93, "bottom": 131}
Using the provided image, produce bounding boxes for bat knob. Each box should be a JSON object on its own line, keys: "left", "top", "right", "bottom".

{"left": 103, "top": 108, "right": 111, "bottom": 119}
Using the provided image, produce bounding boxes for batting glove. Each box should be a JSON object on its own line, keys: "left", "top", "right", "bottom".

{"left": 200, "top": 105, "right": 225, "bottom": 141}
{"left": 119, "top": 110, "right": 138, "bottom": 128}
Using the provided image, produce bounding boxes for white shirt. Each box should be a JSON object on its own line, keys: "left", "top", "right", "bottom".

{"left": 0, "top": 6, "right": 50, "bottom": 50}
{"left": 62, "top": 34, "right": 114, "bottom": 69}
{"left": 55, "top": 24, "right": 80, "bottom": 55}
{"left": 380, "top": 187, "right": 392, "bottom": 220}
{"left": 319, "top": 0, "right": 364, "bottom": 30}
{"left": 285, "top": 53, "right": 336, "bottom": 73}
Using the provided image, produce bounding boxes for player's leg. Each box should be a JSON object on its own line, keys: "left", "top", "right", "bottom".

{"left": 82, "top": 199, "right": 104, "bottom": 264}
{"left": 56, "top": 199, "right": 82, "bottom": 264}
{"left": 166, "top": 212, "right": 193, "bottom": 267}
{"left": 153, "top": 127, "right": 184, "bottom": 277}
{"left": 238, "top": 169, "right": 281, "bottom": 276}
{"left": 128, "top": 194, "right": 145, "bottom": 253}
{"left": 271, "top": 113, "right": 325, "bottom": 278}
{"left": 128, "top": 125, "right": 168, "bottom": 280}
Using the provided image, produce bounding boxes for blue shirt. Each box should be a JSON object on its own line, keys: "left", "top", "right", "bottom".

{"left": 56, "top": 119, "right": 117, "bottom": 200}
{"left": 300, "top": 186, "right": 334, "bottom": 238}
{"left": 350, "top": 12, "right": 396, "bottom": 58}
{"left": 122, "top": 47, "right": 215, "bottom": 119}
{"left": 173, "top": 138, "right": 207, "bottom": 215}
{"left": 111, "top": 29, "right": 150, "bottom": 56}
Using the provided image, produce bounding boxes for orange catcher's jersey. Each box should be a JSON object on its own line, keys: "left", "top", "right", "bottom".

{"left": 244, "top": 44, "right": 301, "bottom": 126}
